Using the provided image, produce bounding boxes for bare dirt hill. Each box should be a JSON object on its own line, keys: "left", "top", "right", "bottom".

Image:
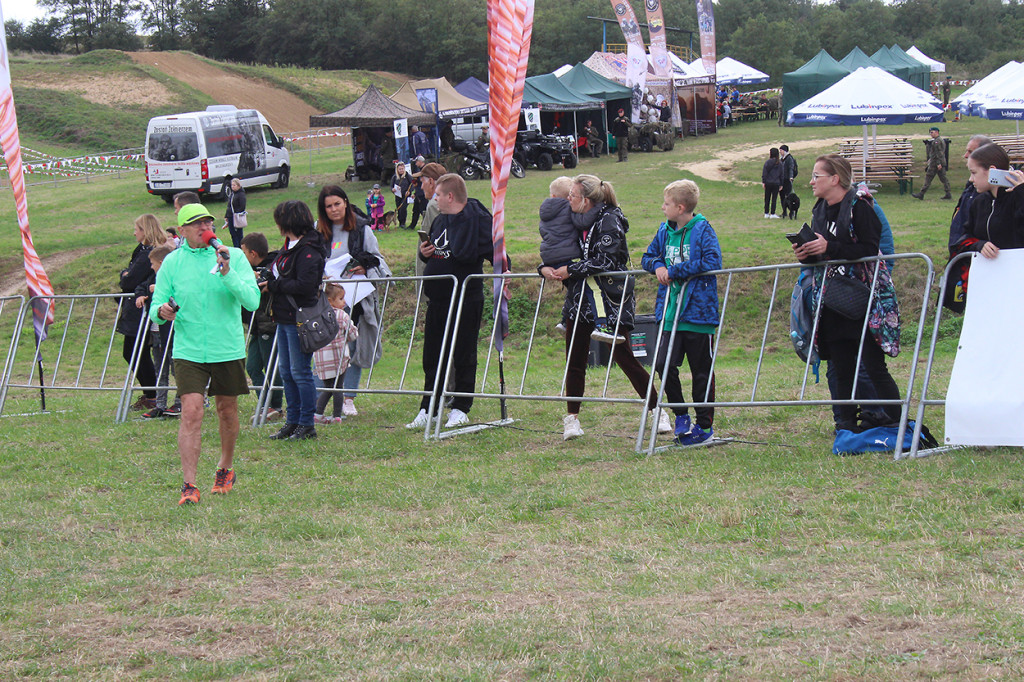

{"left": 126, "top": 52, "right": 320, "bottom": 133}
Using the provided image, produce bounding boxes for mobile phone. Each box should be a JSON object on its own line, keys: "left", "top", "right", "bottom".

{"left": 786, "top": 222, "right": 816, "bottom": 246}
{"left": 417, "top": 229, "right": 430, "bottom": 243}
{"left": 167, "top": 296, "right": 180, "bottom": 312}
{"left": 989, "top": 168, "right": 1016, "bottom": 188}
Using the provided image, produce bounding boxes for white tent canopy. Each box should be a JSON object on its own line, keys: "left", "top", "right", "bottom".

{"left": 906, "top": 46, "right": 945, "bottom": 73}
{"left": 552, "top": 63, "right": 573, "bottom": 78}
{"left": 952, "top": 61, "right": 1021, "bottom": 115}
{"left": 687, "top": 56, "right": 769, "bottom": 85}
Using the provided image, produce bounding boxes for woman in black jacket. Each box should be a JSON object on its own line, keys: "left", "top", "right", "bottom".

{"left": 761, "top": 147, "right": 784, "bottom": 219}
{"left": 793, "top": 154, "right": 901, "bottom": 432}
{"left": 118, "top": 214, "right": 168, "bottom": 409}
{"left": 964, "top": 143, "right": 1024, "bottom": 258}
{"left": 224, "top": 178, "right": 247, "bottom": 248}
{"left": 261, "top": 200, "right": 328, "bottom": 440}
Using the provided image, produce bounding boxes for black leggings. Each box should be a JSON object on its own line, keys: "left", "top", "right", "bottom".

{"left": 764, "top": 184, "right": 781, "bottom": 215}
{"left": 824, "top": 337, "right": 901, "bottom": 425}
{"left": 122, "top": 334, "right": 157, "bottom": 399}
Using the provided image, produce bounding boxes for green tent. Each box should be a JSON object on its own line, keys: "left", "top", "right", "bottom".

{"left": 781, "top": 50, "right": 852, "bottom": 123}
{"left": 557, "top": 63, "right": 632, "bottom": 102}
{"left": 523, "top": 73, "right": 604, "bottom": 111}
{"left": 889, "top": 45, "right": 932, "bottom": 90}
{"left": 839, "top": 47, "right": 884, "bottom": 72}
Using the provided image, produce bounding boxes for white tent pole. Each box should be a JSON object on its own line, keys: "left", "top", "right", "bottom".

{"left": 872, "top": 123, "right": 878, "bottom": 148}
{"left": 573, "top": 112, "right": 579, "bottom": 163}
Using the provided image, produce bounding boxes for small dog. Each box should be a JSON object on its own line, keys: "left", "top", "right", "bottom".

{"left": 783, "top": 192, "right": 801, "bottom": 220}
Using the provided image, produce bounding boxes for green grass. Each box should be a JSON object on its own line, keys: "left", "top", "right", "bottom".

{"left": 1, "top": 114, "right": 1023, "bottom": 678}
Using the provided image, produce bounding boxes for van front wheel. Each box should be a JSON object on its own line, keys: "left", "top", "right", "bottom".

{"left": 274, "top": 167, "right": 290, "bottom": 189}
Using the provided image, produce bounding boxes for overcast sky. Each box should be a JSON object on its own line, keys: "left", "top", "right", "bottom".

{"left": 2, "top": 0, "right": 48, "bottom": 25}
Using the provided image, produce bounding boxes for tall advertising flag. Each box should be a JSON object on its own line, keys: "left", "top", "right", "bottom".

{"left": 487, "top": 0, "right": 533, "bottom": 366}
{"left": 645, "top": 0, "right": 670, "bottom": 78}
{"left": 610, "top": 0, "right": 648, "bottom": 122}
{"left": 695, "top": 0, "right": 717, "bottom": 77}
{"left": 0, "top": 8, "right": 55, "bottom": 349}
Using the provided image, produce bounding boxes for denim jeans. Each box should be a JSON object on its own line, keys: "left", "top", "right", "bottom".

{"left": 275, "top": 323, "right": 316, "bottom": 426}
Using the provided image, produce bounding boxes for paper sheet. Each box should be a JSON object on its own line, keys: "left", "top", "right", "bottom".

{"left": 323, "top": 254, "right": 374, "bottom": 307}
{"left": 945, "top": 250, "right": 1024, "bottom": 445}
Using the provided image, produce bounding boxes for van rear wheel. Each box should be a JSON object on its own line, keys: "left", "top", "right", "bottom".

{"left": 161, "top": 194, "right": 174, "bottom": 204}
{"left": 273, "top": 167, "right": 290, "bottom": 189}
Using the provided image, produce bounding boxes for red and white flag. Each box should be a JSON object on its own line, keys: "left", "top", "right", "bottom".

{"left": 488, "top": 0, "right": 534, "bottom": 351}
{"left": 0, "top": 9, "right": 55, "bottom": 344}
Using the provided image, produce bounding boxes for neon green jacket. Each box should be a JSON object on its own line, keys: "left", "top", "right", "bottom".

{"left": 149, "top": 242, "right": 261, "bottom": 363}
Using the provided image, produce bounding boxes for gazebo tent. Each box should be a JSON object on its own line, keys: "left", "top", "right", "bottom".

{"left": 454, "top": 77, "right": 489, "bottom": 103}
{"left": 310, "top": 84, "right": 435, "bottom": 181}
{"left": 713, "top": 57, "right": 770, "bottom": 86}
{"left": 390, "top": 77, "right": 487, "bottom": 118}
{"left": 873, "top": 46, "right": 930, "bottom": 90}
{"left": 839, "top": 47, "right": 884, "bottom": 72}
{"left": 890, "top": 45, "right": 932, "bottom": 88}
{"left": 907, "top": 46, "right": 945, "bottom": 73}
{"left": 522, "top": 73, "right": 605, "bottom": 111}
{"left": 952, "top": 61, "right": 1021, "bottom": 115}
{"left": 558, "top": 63, "right": 632, "bottom": 102}
{"left": 781, "top": 50, "right": 851, "bottom": 123}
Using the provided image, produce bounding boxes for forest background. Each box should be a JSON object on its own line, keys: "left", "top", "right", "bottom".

{"left": 7, "top": 0, "right": 1024, "bottom": 84}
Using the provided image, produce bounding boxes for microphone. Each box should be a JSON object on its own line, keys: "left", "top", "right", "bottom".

{"left": 200, "top": 229, "right": 229, "bottom": 258}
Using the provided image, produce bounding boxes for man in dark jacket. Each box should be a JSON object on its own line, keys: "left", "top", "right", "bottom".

{"left": 913, "top": 127, "right": 952, "bottom": 200}
{"left": 408, "top": 173, "right": 492, "bottom": 431}
{"left": 612, "top": 109, "right": 630, "bottom": 162}
{"left": 240, "top": 232, "right": 283, "bottom": 421}
{"left": 780, "top": 144, "right": 797, "bottom": 199}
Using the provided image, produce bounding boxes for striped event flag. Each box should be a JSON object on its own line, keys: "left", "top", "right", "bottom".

{"left": 487, "top": 0, "right": 534, "bottom": 351}
{"left": 0, "top": 11, "right": 55, "bottom": 346}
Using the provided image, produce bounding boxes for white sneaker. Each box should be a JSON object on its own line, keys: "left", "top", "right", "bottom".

{"left": 342, "top": 398, "right": 358, "bottom": 416}
{"left": 563, "top": 413, "right": 584, "bottom": 440}
{"left": 654, "top": 409, "right": 672, "bottom": 434}
{"left": 405, "top": 409, "right": 430, "bottom": 429}
{"left": 770, "top": 214, "right": 780, "bottom": 219}
{"left": 444, "top": 408, "right": 469, "bottom": 428}
{"left": 764, "top": 213, "right": 770, "bottom": 219}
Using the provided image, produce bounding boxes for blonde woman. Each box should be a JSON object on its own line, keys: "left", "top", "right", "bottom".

{"left": 118, "top": 214, "right": 167, "bottom": 410}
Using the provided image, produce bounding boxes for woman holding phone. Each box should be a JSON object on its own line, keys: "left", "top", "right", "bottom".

{"left": 963, "top": 143, "right": 1024, "bottom": 259}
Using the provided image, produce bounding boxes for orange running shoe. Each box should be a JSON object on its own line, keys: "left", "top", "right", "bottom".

{"left": 179, "top": 482, "right": 200, "bottom": 505}
{"left": 211, "top": 468, "right": 236, "bottom": 494}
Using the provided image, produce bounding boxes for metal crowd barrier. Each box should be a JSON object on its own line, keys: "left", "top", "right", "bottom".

{"left": 0, "top": 295, "right": 26, "bottom": 411}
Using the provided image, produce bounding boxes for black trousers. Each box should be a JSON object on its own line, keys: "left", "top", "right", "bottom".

{"left": 420, "top": 296, "right": 483, "bottom": 414}
{"left": 654, "top": 330, "right": 716, "bottom": 429}
{"left": 824, "top": 337, "right": 901, "bottom": 426}
{"left": 395, "top": 196, "right": 409, "bottom": 226}
{"left": 409, "top": 194, "right": 427, "bottom": 229}
{"left": 122, "top": 334, "right": 157, "bottom": 399}
{"left": 564, "top": 318, "right": 656, "bottom": 415}
{"left": 763, "top": 184, "right": 781, "bottom": 214}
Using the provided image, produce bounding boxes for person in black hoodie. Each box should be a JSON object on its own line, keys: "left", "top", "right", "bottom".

{"left": 964, "top": 143, "right": 1024, "bottom": 259}
{"left": 260, "top": 201, "right": 328, "bottom": 440}
{"left": 241, "top": 232, "right": 283, "bottom": 421}
{"left": 407, "top": 173, "right": 493, "bottom": 431}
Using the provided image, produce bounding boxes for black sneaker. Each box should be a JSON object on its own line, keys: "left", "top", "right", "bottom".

{"left": 164, "top": 404, "right": 181, "bottom": 417}
{"left": 141, "top": 407, "right": 164, "bottom": 419}
{"left": 288, "top": 424, "right": 317, "bottom": 440}
{"left": 269, "top": 423, "right": 298, "bottom": 440}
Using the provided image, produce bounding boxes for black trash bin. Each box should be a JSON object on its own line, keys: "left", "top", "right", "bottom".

{"left": 587, "top": 314, "right": 659, "bottom": 368}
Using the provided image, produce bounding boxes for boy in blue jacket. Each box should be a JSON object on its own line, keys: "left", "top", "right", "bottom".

{"left": 641, "top": 179, "right": 722, "bottom": 445}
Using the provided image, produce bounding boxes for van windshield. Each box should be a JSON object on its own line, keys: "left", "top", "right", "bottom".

{"left": 147, "top": 130, "right": 199, "bottom": 162}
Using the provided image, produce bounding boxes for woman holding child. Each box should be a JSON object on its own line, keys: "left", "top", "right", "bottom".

{"left": 261, "top": 200, "right": 328, "bottom": 441}
{"left": 316, "top": 186, "right": 391, "bottom": 417}
{"left": 541, "top": 174, "right": 663, "bottom": 441}
{"left": 792, "top": 154, "right": 902, "bottom": 432}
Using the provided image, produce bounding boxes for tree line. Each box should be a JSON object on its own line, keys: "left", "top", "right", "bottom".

{"left": 6, "top": 0, "right": 1024, "bottom": 83}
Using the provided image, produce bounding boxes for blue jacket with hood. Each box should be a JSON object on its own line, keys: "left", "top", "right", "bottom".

{"left": 641, "top": 215, "right": 721, "bottom": 327}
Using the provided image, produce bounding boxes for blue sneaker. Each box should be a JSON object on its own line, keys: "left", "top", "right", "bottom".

{"left": 674, "top": 414, "right": 692, "bottom": 438}
{"left": 676, "top": 424, "right": 713, "bottom": 446}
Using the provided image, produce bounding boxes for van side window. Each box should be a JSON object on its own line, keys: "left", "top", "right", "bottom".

{"left": 263, "top": 125, "right": 279, "bottom": 147}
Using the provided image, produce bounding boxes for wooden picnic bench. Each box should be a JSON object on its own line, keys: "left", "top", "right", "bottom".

{"left": 987, "top": 135, "right": 1024, "bottom": 167}
{"left": 837, "top": 139, "right": 917, "bottom": 193}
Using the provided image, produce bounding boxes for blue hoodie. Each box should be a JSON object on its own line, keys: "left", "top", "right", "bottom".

{"left": 641, "top": 214, "right": 721, "bottom": 329}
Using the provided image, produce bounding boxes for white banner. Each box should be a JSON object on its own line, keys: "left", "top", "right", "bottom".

{"left": 523, "top": 107, "right": 541, "bottom": 131}
{"left": 945, "top": 250, "right": 1024, "bottom": 445}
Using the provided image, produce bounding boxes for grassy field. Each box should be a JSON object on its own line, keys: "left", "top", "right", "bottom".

{"left": 1, "top": 114, "right": 1023, "bottom": 679}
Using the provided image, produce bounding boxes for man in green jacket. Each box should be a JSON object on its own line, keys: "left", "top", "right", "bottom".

{"left": 150, "top": 204, "right": 261, "bottom": 506}
{"left": 912, "top": 126, "right": 952, "bottom": 201}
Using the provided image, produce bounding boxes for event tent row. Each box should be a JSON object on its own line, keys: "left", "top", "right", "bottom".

{"left": 782, "top": 45, "right": 934, "bottom": 122}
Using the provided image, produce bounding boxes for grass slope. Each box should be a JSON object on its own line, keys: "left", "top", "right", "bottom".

{"left": 1, "top": 116, "right": 1022, "bottom": 679}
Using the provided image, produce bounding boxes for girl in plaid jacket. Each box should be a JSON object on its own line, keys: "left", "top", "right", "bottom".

{"left": 313, "top": 283, "right": 359, "bottom": 423}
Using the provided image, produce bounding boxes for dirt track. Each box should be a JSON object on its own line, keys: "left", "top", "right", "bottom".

{"left": 126, "top": 52, "right": 320, "bottom": 133}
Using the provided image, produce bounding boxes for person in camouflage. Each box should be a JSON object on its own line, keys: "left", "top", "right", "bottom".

{"left": 913, "top": 127, "right": 952, "bottom": 201}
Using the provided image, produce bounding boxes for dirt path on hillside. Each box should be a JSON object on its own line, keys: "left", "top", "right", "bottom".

{"left": 0, "top": 247, "right": 95, "bottom": 298}
{"left": 127, "top": 52, "right": 321, "bottom": 133}
{"left": 682, "top": 135, "right": 906, "bottom": 184}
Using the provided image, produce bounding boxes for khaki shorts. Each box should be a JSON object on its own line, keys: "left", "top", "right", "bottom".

{"left": 175, "top": 358, "right": 249, "bottom": 397}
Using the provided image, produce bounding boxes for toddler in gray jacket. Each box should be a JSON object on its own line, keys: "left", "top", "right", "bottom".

{"left": 539, "top": 176, "right": 589, "bottom": 332}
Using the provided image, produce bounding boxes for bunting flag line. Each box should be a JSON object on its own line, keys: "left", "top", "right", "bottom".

{"left": 644, "top": 0, "right": 671, "bottom": 78}
{"left": 487, "top": 0, "right": 534, "bottom": 354}
{"left": 609, "top": 0, "right": 648, "bottom": 122}
{"left": 0, "top": 10, "right": 56, "bottom": 346}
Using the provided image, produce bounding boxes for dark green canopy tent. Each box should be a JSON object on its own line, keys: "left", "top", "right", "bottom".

{"left": 556, "top": 63, "right": 632, "bottom": 101}
{"left": 839, "top": 47, "right": 884, "bottom": 72}
{"left": 781, "top": 50, "right": 851, "bottom": 123}
{"left": 888, "top": 45, "right": 932, "bottom": 90}
{"left": 870, "top": 46, "right": 921, "bottom": 89}
{"left": 522, "top": 73, "right": 604, "bottom": 111}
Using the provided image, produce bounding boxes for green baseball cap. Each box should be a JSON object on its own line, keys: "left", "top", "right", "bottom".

{"left": 177, "top": 203, "right": 215, "bottom": 227}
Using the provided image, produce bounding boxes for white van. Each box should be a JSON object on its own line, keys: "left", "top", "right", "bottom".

{"left": 144, "top": 105, "right": 290, "bottom": 203}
